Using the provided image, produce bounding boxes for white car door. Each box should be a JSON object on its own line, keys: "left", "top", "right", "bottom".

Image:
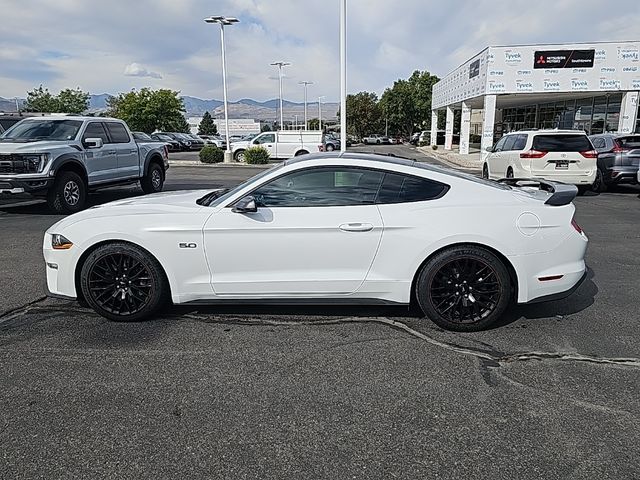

{"left": 203, "top": 166, "right": 384, "bottom": 296}
{"left": 487, "top": 136, "right": 508, "bottom": 179}
{"left": 252, "top": 132, "right": 277, "bottom": 158}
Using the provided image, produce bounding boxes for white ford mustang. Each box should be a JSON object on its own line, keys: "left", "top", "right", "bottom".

{"left": 43, "top": 153, "right": 588, "bottom": 331}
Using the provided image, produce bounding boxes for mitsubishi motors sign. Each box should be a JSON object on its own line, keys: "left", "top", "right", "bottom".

{"left": 533, "top": 49, "right": 595, "bottom": 69}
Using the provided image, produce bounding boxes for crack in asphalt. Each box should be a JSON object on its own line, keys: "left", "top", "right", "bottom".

{"left": 3, "top": 304, "right": 639, "bottom": 370}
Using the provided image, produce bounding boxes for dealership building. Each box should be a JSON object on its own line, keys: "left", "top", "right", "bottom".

{"left": 431, "top": 41, "right": 640, "bottom": 156}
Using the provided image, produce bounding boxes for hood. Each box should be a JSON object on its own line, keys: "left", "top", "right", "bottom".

{"left": 0, "top": 140, "right": 76, "bottom": 154}
{"left": 231, "top": 140, "right": 251, "bottom": 149}
{"left": 47, "top": 189, "right": 221, "bottom": 232}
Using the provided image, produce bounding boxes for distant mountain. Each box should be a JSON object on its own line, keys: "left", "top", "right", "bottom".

{"left": 0, "top": 94, "right": 339, "bottom": 121}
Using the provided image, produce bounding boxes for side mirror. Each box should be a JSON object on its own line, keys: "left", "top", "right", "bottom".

{"left": 253, "top": 139, "right": 260, "bottom": 145}
{"left": 484, "top": 146, "right": 493, "bottom": 153}
{"left": 232, "top": 195, "right": 258, "bottom": 213}
{"left": 84, "top": 137, "right": 103, "bottom": 149}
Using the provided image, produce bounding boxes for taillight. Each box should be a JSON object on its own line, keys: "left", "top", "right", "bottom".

{"left": 579, "top": 150, "right": 597, "bottom": 158}
{"left": 571, "top": 218, "right": 583, "bottom": 234}
{"left": 612, "top": 145, "right": 629, "bottom": 153}
{"left": 318, "top": 144, "right": 324, "bottom": 152}
{"left": 520, "top": 150, "right": 547, "bottom": 159}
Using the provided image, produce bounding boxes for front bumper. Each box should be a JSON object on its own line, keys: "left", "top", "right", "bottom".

{"left": 43, "top": 233, "right": 79, "bottom": 299}
{"left": 0, "top": 175, "right": 53, "bottom": 194}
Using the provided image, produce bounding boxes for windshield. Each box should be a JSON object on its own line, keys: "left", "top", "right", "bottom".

{"left": 134, "top": 132, "right": 152, "bottom": 141}
{"left": 205, "top": 163, "right": 284, "bottom": 207}
{"left": 241, "top": 134, "right": 257, "bottom": 141}
{"left": 0, "top": 119, "right": 83, "bottom": 142}
{"left": 155, "top": 134, "right": 172, "bottom": 141}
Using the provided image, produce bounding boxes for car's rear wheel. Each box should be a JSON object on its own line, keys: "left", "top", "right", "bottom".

{"left": 591, "top": 168, "right": 606, "bottom": 193}
{"left": 326, "top": 143, "right": 335, "bottom": 151}
{"left": 47, "top": 171, "right": 87, "bottom": 214}
{"left": 141, "top": 163, "right": 164, "bottom": 194}
{"left": 80, "top": 242, "right": 169, "bottom": 322}
{"left": 482, "top": 164, "right": 489, "bottom": 179}
{"left": 416, "top": 246, "right": 512, "bottom": 331}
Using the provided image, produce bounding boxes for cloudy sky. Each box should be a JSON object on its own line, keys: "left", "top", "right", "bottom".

{"left": 1, "top": 0, "right": 639, "bottom": 102}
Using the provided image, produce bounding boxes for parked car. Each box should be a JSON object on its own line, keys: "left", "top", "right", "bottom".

{"left": 132, "top": 131, "right": 154, "bottom": 142}
{"left": 0, "top": 114, "right": 29, "bottom": 134}
{"left": 231, "top": 130, "right": 324, "bottom": 161}
{"left": 0, "top": 116, "right": 169, "bottom": 213}
{"left": 410, "top": 132, "right": 422, "bottom": 145}
{"left": 43, "top": 152, "right": 587, "bottom": 332}
{"left": 151, "top": 133, "right": 181, "bottom": 152}
{"left": 589, "top": 133, "right": 640, "bottom": 192}
{"left": 482, "top": 130, "right": 597, "bottom": 192}
{"left": 200, "top": 135, "right": 225, "bottom": 148}
{"left": 157, "top": 132, "right": 196, "bottom": 151}
{"left": 363, "top": 134, "right": 390, "bottom": 145}
{"left": 185, "top": 133, "right": 205, "bottom": 150}
{"left": 324, "top": 133, "right": 340, "bottom": 151}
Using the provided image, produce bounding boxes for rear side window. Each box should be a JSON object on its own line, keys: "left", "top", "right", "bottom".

{"left": 512, "top": 134, "right": 527, "bottom": 151}
{"left": 83, "top": 122, "right": 109, "bottom": 143}
{"left": 617, "top": 136, "right": 640, "bottom": 148}
{"left": 591, "top": 137, "right": 606, "bottom": 149}
{"left": 105, "top": 122, "right": 131, "bottom": 143}
{"left": 376, "top": 173, "right": 448, "bottom": 204}
{"left": 532, "top": 134, "right": 591, "bottom": 152}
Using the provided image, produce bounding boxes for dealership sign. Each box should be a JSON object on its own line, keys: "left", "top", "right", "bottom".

{"left": 534, "top": 49, "right": 595, "bottom": 69}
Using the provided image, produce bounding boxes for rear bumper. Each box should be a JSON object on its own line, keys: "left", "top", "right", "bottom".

{"left": 0, "top": 175, "right": 53, "bottom": 194}
{"left": 528, "top": 171, "right": 596, "bottom": 185}
{"left": 604, "top": 166, "right": 638, "bottom": 185}
{"left": 524, "top": 270, "right": 587, "bottom": 304}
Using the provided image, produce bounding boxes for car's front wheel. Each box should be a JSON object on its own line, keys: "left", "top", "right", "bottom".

{"left": 591, "top": 168, "right": 606, "bottom": 193}
{"left": 234, "top": 149, "right": 245, "bottom": 161}
{"left": 482, "top": 163, "right": 489, "bottom": 179}
{"left": 416, "top": 246, "right": 512, "bottom": 331}
{"left": 80, "top": 242, "right": 169, "bottom": 322}
{"left": 141, "top": 163, "right": 164, "bottom": 194}
{"left": 47, "top": 171, "right": 87, "bottom": 214}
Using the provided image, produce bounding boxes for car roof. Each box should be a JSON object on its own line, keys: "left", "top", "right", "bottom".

{"left": 506, "top": 129, "right": 587, "bottom": 135}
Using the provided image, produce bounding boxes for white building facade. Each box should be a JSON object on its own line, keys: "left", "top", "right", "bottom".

{"left": 431, "top": 41, "right": 640, "bottom": 156}
{"left": 187, "top": 117, "right": 260, "bottom": 137}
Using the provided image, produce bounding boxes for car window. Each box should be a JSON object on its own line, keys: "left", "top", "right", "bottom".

{"left": 617, "top": 136, "right": 640, "bottom": 148}
{"left": 376, "top": 173, "right": 448, "bottom": 204}
{"left": 82, "top": 122, "right": 109, "bottom": 143}
{"left": 251, "top": 167, "right": 384, "bottom": 207}
{"left": 532, "top": 134, "right": 591, "bottom": 152}
{"left": 591, "top": 137, "right": 606, "bottom": 150}
{"left": 1, "top": 119, "right": 82, "bottom": 141}
{"left": 502, "top": 135, "right": 517, "bottom": 151}
{"left": 493, "top": 137, "right": 507, "bottom": 152}
{"left": 255, "top": 134, "right": 275, "bottom": 144}
{"left": 512, "top": 134, "right": 527, "bottom": 151}
{"left": 105, "top": 122, "right": 131, "bottom": 143}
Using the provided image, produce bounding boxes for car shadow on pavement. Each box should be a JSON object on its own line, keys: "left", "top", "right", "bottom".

{"left": 0, "top": 190, "right": 145, "bottom": 216}
{"left": 491, "top": 267, "right": 598, "bottom": 329}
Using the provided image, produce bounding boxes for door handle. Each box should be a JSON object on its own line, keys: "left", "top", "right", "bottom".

{"left": 339, "top": 223, "right": 374, "bottom": 232}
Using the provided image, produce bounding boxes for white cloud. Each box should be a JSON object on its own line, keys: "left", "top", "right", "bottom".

{"left": 124, "top": 63, "right": 162, "bottom": 79}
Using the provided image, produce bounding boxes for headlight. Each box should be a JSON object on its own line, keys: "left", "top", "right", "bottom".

{"left": 23, "top": 154, "right": 49, "bottom": 173}
{"left": 51, "top": 234, "right": 73, "bottom": 250}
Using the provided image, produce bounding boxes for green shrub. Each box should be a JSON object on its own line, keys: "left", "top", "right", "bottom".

{"left": 431, "top": 145, "right": 438, "bottom": 150}
{"left": 418, "top": 140, "right": 429, "bottom": 147}
{"left": 199, "top": 145, "right": 224, "bottom": 163}
{"left": 244, "top": 146, "right": 270, "bottom": 164}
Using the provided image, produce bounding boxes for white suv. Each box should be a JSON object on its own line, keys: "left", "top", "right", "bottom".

{"left": 482, "top": 130, "right": 597, "bottom": 190}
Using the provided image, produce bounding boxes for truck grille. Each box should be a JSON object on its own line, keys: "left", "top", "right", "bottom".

{"left": 0, "top": 154, "right": 40, "bottom": 174}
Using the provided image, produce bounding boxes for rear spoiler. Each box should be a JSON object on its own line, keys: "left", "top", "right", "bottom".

{"left": 497, "top": 178, "right": 578, "bottom": 206}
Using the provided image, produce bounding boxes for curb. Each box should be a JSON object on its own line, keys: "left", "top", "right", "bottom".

{"left": 417, "top": 147, "right": 483, "bottom": 170}
{"left": 168, "top": 161, "right": 273, "bottom": 168}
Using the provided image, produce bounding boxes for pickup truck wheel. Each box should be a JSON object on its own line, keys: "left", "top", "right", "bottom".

{"left": 47, "top": 171, "right": 87, "bottom": 214}
{"left": 234, "top": 150, "right": 246, "bottom": 162}
{"left": 141, "top": 163, "right": 164, "bottom": 194}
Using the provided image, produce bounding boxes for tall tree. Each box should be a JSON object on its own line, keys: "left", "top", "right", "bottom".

{"left": 198, "top": 111, "right": 218, "bottom": 135}
{"left": 107, "top": 88, "right": 187, "bottom": 133}
{"left": 344, "top": 92, "right": 382, "bottom": 138}
{"left": 380, "top": 70, "right": 439, "bottom": 136}
{"left": 24, "top": 85, "right": 89, "bottom": 114}
{"left": 308, "top": 118, "right": 320, "bottom": 130}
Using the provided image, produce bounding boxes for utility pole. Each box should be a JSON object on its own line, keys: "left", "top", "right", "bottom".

{"left": 340, "top": 0, "right": 347, "bottom": 151}
{"left": 299, "top": 81, "right": 313, "bottom": 130}
{"left": 318, "top": 95, "right": 326, "bottom": 131}
{"left": 271, "top": 61, "right": 290, "bottom": 130}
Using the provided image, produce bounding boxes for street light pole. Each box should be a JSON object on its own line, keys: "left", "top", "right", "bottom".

{"left": 271, "top": 62, "right": 290, "bottom": 130}
{"left": 340, "top": 0, "right": 347, "bottom": 152}
{"left": 205, "top": 15, "right": 239, "bottom": 163}
{"left": 299, "top": 81, "right": 313, "bottom": 130}
{"left": 318, "top": 95, "right": 326, "bottom": 131}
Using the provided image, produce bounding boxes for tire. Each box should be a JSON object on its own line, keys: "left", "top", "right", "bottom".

{"left": 326, "top": 144, "right": 335, "bottom": 152}
{"left": 482, "top": 164, "right": 489, "bottom": 179}
{"left": 80, "top": 242, "right": 169, "bottom": 322}
{"left": 591, "top": 168, "right": 606, "bottom": 193}
{"left": 234, "top": 149, "right": 245, "bottom": 162}
{"left": 47, "top": 171, "right": 87, "bottom": 214}
{"left": 506, "top": 167, "right": 514, "bottom": 179}
{"left": 295, "top": 150, "right": 309, "bottom": 156}
{"left": 376, "top": 140, "right": 381, "bottom": 145}
{"left": 141, "top": 163, "right": 164, "bottom": 194}
{"left": 363, "top": 140, "right": 369, "bottom": 145}
{"left": 415, "top": 245, "right": 512, "bottom": 332}
{"left": 577, "top": 185, "right": 589, "bottom": 196}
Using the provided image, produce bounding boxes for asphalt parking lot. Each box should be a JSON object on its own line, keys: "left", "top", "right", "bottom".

{"left": 1, "top": 145, "right": 639, "bottom": 479}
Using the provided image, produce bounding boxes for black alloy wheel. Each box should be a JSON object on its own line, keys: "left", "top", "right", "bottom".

{"left": 81, "top": 243, "right": 168, "bottom": 322}
{"left": 482, "top": 164, "right": 489, "bottom": 179}
{"left": 416, "top": 246, "right": 511, "bottom": 331}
